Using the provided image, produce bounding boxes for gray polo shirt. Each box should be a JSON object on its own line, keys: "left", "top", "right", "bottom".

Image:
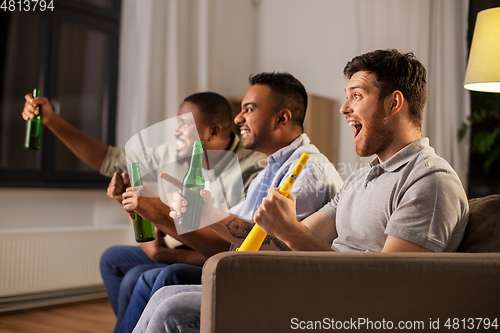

{"left": 320, "top": 138, "right": 468, "bottom": 253}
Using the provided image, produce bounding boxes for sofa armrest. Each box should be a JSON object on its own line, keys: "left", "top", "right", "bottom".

{"left": 201, "top": 251, "right": 500, "bottom": 333}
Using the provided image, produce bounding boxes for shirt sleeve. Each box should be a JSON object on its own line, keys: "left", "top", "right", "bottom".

{"left": 319, "top": 194, "right": 339, "bottom": 222}
{"left": 99, "top": 146, "right": 127, "bottom": 177}
{"left": 385, "top": 167, "right": 468, "bottom": 252}
{"left": 290, "top": 157, "right": 342, "bottom": 221}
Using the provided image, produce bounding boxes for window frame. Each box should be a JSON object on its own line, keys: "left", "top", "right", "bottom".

{"left": 0, "top": 0, "right": 120, "bottom": 189}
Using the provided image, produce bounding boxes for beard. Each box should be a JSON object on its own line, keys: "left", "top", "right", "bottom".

{"left": 355, "top": 104, "right": 394, "bottom": 157}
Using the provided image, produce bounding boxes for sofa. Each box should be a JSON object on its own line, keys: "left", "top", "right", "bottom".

{"left": 200, "top": 195, "right": 500, "bottom": 333}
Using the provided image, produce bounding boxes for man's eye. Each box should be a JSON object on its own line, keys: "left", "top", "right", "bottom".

{"left": 353, "top": 94, "right": 360, "bottom": 100}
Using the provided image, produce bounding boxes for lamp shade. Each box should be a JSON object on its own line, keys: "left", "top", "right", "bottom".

{"left": 464, "top": 7, "right": 500, "bottom": 93}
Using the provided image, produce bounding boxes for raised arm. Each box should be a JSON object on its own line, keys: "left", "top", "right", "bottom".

{"left": 22, "top": 93, "right": 108, "bottom": 170}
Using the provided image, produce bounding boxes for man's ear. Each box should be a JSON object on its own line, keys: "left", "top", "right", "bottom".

{"left": 388, "top": 90, "right": 405, "bottom": 116}
{"left": 276, "top": 109, "right": 292, "bottom": 128}
{"left": 209, "top": 124, "right": 222, "bottom": 140}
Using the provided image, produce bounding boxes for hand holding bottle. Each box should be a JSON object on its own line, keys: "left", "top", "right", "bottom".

{"left": 168, "top": 189, "right": 228, "bottom": 230}
{"left": 127, "top": 162, "right": 156, "bottom": 242}
{"left": 177, "top": 141, "right": 205, "bottom": 230}
{"left": 24, "top": 89, "right": 44, "bottom": 149}
{"left": 22, "top": 92, "right": 55, "bottom": 125}
{"left": 122, "top": 187, "right": 172, "bottom": 225}
{"left": 107, "top": 171, "right": 131, "bottom": 204}
{"left": 161, "top": 140, "right": 229, "bottom": 233}
{"left": 169, "top": 189, "right": 213, "bottom": 224}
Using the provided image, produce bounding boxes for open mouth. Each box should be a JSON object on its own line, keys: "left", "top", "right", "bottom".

{"left": 176, "top": 138, "right": 186, "bottom": 151}
{"left": 348, "top": 121, "right": 362, "bottom": 139}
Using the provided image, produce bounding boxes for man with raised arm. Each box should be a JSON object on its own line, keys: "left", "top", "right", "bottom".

{"left": 22, "top": 91, "right": 266, "bottom": 330}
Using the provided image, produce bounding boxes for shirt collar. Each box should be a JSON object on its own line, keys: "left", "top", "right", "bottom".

{"left": 370, "top": 137, "right": 429, "bottom": 172}
{"left": 205, "top": 133, "right": 239, "bottom": 180}
{"left": 268, "top": 133, "right": 310, "bottom": 165}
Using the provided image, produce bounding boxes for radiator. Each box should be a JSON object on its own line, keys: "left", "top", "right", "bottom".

{"left": 0, "top": 226, "right": 134, "bottom": 312}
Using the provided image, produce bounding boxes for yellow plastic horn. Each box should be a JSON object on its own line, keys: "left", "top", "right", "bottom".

{"left": 237, "top": 152, "right": 310, "bottom": 251}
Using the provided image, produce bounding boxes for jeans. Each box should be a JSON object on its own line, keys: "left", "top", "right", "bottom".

{"left": 99, "top": 246, "right": 167, "bottom": 315}
{"left": 118, "top": 264, "right": 203, "bottom": 333}
{"left": 132, "top": 285, "right": 203, "bottom": 333}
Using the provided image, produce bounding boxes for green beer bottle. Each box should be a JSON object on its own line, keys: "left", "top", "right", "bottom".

{"left": 129, "top": 162, "right": 156, "bottom": 242}
{"left": 178, "top": 141, "right": 205, "bottom": 230}
{"left": 24, "top": 88, "right": 42, "bottom": 149}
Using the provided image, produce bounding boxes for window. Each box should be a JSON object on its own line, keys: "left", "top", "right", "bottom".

{"left": 0, "top": 0, "right": 120, "bottom": 188}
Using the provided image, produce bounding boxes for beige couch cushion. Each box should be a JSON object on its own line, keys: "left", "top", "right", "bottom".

{"left": 457, "top": 194, "right": 500, "bottom": 252}
{"left": 201, "top": 252, "right": 500, "bottom": 333}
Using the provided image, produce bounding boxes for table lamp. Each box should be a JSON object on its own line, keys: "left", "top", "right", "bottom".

{"left": 464, "top": 7, "right": 500, "bottom": 93}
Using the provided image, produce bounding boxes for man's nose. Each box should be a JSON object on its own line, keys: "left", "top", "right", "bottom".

{"left": 173, "top": 124, "right": 181, "bottom": 135}
{"left": 234, "top": 111, "right": 244, "bottom": 125}
{"left": 340, "top": 100, "right": 351, "bottom": 116}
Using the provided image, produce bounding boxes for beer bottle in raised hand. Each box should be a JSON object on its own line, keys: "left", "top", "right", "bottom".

{"left": 24, "top": 88, "right": 42, "bottom": 149}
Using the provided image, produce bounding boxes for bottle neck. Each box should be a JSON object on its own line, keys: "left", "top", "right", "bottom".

{"left": 183, "top": 143, "right": 204, "bottom": 186}
{"left": 130, "top": 163, "right": 143, "bottom": 186}
{"left": 189, "top": 146, "right": 204, "bottom": 170}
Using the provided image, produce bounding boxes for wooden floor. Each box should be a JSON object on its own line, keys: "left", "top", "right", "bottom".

{"left": 0, "top": 298, "right": 115, "bottom": 333}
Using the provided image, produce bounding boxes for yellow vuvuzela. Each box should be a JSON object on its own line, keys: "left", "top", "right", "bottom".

{"left": 237, "top": 153, "right": 310, "bottom": 251}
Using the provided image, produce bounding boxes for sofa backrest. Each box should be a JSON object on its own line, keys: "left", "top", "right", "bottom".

{"left": 457, "top": 194, "right": 500, "bottom": 252}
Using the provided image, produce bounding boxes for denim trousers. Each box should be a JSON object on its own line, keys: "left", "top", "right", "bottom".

{"left": 99, "top": 246, "right": 167, "bottom": 315}
{"left": 118, "top": 264, "right": 203, "bottom": 333}
{"left": 132, "top": 285, "right": 203, "bottom": 333}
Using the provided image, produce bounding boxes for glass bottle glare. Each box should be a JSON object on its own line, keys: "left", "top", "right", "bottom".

{"left": 129, "top": 162, "right": 156, "bottom": 242}
{"left": 24, "top": 88, "right": 42, "bottom": 149}
{"left": 178, "top": 141, "right": 205, "bottom": 230}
